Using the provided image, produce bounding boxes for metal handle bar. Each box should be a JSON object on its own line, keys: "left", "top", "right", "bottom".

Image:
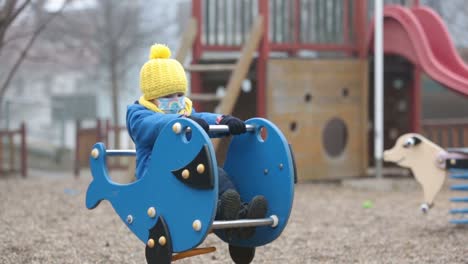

{"left": 106, "top": 149, "right": 136, "bottom": 156}
{"left": 103, "top": 125, "right": 256, "bottom": 156}
{"left": 185, "top": 124, "right": 256, "bottom": 133}
{"left": 208, "top": 124, "right": 255, "bottom": 133}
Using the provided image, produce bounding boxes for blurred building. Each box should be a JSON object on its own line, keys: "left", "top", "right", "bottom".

{"left": 0, "top": 0, "right": 185, "bottom": 169}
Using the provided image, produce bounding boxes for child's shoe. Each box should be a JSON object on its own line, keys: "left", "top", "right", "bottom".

{"left": 217, "top": 189, "right": 241, "bottom": 220}
{"left": 237, "top": 195, "right": 268, "bottom": 239}
{"left": 216, "top": 189, "right": 242, "bottom": 241}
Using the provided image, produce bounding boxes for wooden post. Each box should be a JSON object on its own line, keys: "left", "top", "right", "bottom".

{"left": 74, "top": 120, "right": 81, "bottom": 178}
{"left": 20, "top": 123, "right": 27, "bottom": 177}
{"left": 9, "top": 133, "right": 14, "bottom": 174}
{"left": 464, "top": 126, "right": 468, "bottom": 146}
{"left": 105, "top": 119, "right": 111, "bottom": 146}
{"left": 175, "top": 17, "right": 197, "bottom": 64}
{"left": 191, "top": 0, "right": 203, "bottom": 110}
{"left": 257, "top": 0, "right": 269, "bottom": 118}
{"left": 343, "top": 0, "right": 350, "bottom": 46}
{"left": 96, "top": 119, "right": 102, "bottom": 143}
{"left": 292, "top": 0, "right": 300, "bottom": 56}
{"left": 0, "top": 132, "right": 3, "bottom": 175}
{"left": 441, "top": 127, "right": 449, "bottom": 148}
{"left": 355, "top": 0, "right": 368, "bottom": 58}
{"left": 453, "top": 126, "right": 460, "bottom": 147}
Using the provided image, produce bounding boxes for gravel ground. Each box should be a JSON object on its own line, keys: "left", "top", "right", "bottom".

{"left": 1, "top": 169, "right": 468, "bottom": 264}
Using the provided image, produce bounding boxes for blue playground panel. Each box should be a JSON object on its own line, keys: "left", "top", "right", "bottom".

{"left": 86, "top": 118, "right": 218, "bottom": 253}
{"left": 216, "top": 118, "right": 295, "bottom": 248}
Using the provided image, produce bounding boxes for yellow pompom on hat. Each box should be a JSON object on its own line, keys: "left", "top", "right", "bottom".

{"left": 139, "top": 44, "right": 187, "bottom": 100}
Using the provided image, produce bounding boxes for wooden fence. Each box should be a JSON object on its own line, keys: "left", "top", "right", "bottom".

{"left": 74, "top": 120, "right": 131, "bottom": 177}
{"left": 0, "top": 123, "right": 27, "bottom": 177}
{"left": 422, "top": 119, "right": 468, "bottom": 148}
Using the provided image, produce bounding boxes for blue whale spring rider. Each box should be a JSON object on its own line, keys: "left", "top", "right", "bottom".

{"left": 86, "top": 118, "right": 296, "bottom": 263}
{"left": 85, "top": 44, "right": 296, "bottom": 263}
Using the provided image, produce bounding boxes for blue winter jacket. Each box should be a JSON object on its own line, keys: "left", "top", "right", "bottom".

{"left": 126, "top": 102, "right": 221, "bottom": 180}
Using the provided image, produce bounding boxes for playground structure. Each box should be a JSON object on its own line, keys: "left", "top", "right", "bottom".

{"left": 384, "top": 133, "right": 468, "bottom": 224}
{"left": 182, "top": 0, "right": 370, "bottom": 180}
{"left": 86, "top": 118, "right": 295, "bottom": 263}
{"left": 177, "top": 0, "right": 468, "bottom": 181}
{"left": 72, "top": 0, "right": 468, "bottom": 181}
{"left": 368, "top": 5, "right": 468, "bottom": 152}
{"left": 80, "top": 1, "right": 468, "bottom": 262}
{"left": 0, "top": 123, "right": 27, "bottom": 177}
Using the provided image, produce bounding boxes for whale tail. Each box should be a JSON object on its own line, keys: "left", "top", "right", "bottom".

{"left": 86, "top": 180, "right": 104, "bottom": 209}
{"left": 85, "top": 143, "right": 112, "bottom": 209}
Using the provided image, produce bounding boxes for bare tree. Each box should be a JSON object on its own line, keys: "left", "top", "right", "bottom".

{"left": 0, "top": 0, "right": 70, "bottom": 112}
{"left": 99, "top": 0, "right": 140, "bottom": 148}
{"left": 53, "top": 0, "right": 170, "bottom": 148}
{"left": 0, "top": 0, "right": 31, "bottom": 52}
{"left": 91, "top": 0, "right": 147, "bottom": 149}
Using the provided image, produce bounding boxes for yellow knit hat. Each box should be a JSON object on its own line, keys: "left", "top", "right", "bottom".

{"left": 139, "top": 44, "right": 187, "bottom": 100}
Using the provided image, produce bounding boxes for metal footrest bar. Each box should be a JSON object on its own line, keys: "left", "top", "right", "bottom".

{"left": 211, "top": 215, "right": 278, "bottom": 230}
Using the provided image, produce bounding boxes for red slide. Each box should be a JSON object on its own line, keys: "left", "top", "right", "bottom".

{"left": 368, "top": 5, "right": 468, "bottom": 97}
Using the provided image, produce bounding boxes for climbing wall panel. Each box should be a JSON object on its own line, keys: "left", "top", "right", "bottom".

{"left": 267, "top": 59, "right": 368, "bottom": 180}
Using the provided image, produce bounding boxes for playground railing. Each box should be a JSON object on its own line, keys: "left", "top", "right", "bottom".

{"left": 193, "top": 0, "right": 418, "bottom": 56}
{"left": 0, "top": 123, "right": 27, "bottom": 177}
{"left": 102, "top": 120, "right": 133, "bottom": 170}
{"left": 74, "top": 120, "right": 131, "bottom": 177}
{"left": 422, "top": 118, "right": 468, "bottom": 148}
{"left": 193, "top": 0, "right": 362, "bottom": 54}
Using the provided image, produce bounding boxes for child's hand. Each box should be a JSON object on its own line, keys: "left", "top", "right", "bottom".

{"left": 185, "top": 116, "right": 209, "bottom": 133}
{"left": 219, "top": 115, "right": 246, "bottom": 135}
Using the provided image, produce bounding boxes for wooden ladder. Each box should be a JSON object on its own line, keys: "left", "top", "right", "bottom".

{"left": 176, "top": 16, "right": 264, "bottom": 115}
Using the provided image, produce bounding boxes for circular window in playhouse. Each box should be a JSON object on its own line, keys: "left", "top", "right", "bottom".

{"left": 322, "top": 118, "right": 348, "bottom": 158}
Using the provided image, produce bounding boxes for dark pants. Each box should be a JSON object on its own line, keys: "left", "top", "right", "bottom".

{"left": 216, "top": 167, "right": 238, "bottom": 220}
{"left": 218, "top": 167, "right": 236, "bottom": 197}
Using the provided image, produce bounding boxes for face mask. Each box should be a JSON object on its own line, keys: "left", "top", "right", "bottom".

{"left": 156, "top": 96, "right": 185, "bottom": 114}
